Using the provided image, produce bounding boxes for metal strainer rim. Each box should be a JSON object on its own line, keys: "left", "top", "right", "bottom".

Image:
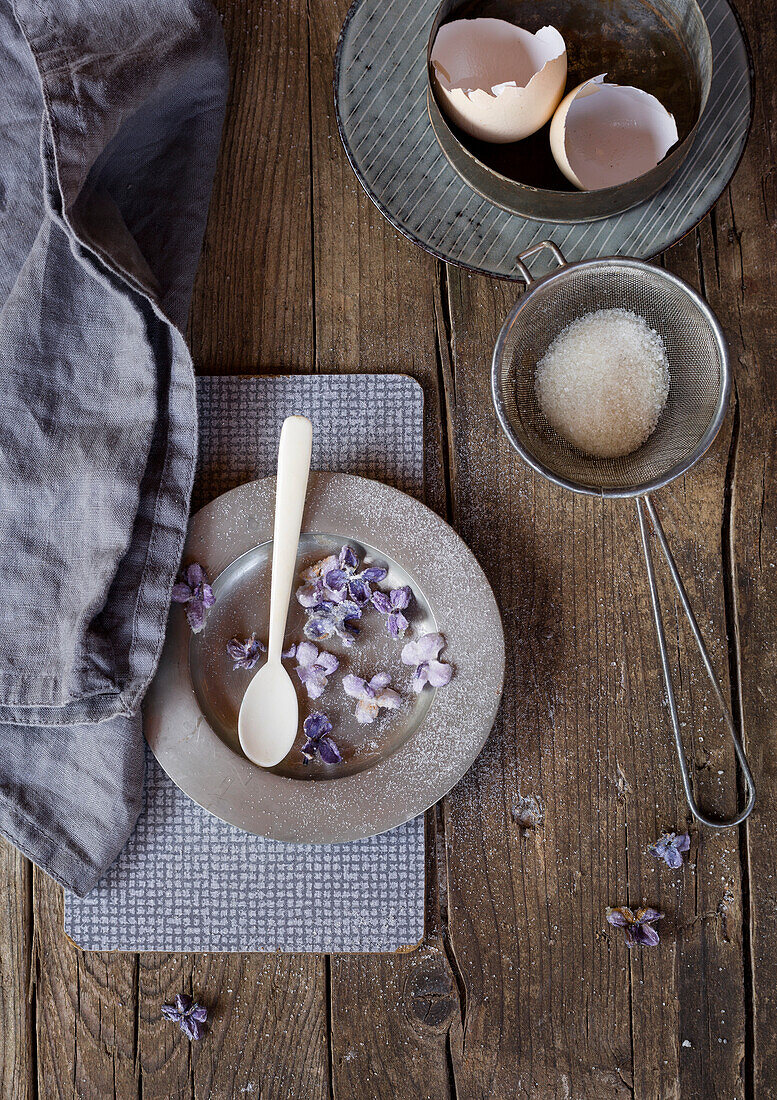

{"left": 491, "top": 256, "right": 731, "bottom": 499}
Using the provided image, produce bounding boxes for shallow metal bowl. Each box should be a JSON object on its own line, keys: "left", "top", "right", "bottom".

{"left": 427, "top": 0, "right": 713, "bottom": 222}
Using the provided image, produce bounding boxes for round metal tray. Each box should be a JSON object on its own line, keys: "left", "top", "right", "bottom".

{"left": 144, "top": 473, "right": 505, "bottom": 843}
{"left": 334, "top": 0, "right": 752, "bottom": 274}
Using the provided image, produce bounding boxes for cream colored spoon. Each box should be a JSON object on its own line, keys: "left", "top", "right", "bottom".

{"left": 238, "top": 415, "right": 313, "bottom": 767}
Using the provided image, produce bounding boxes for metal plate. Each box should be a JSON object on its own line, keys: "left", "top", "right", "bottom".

{"left": 334, "top": 0, "right": 752, "bottom": 274}
{"left": 145, "top": 473, "right": 505, "bottom": 843}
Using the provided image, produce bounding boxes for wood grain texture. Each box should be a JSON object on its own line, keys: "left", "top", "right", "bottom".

{"left": 309, "top": 0, "right": 458, "bottom": 1095}
{"left": 187, "top": 0, "right": 314, "bottom": 372}
{"left": 34, "top": 868, "right": 139, "bottom": 1099}
{"left": 2, "top": 0, "right": 773, "bottom": 1096}
{"left": 441, "top": 259, "right": 745, "bottom": 1099}
{"left": 0, "top": 840, "right": 34, "bottom": 1100}
{"left": 692, "top": 0, "right": 777, "bottom": 1091}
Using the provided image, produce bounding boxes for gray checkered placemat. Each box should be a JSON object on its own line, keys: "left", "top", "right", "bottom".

{"left": 65, "top": 374, "right": 426, "bottom": 952}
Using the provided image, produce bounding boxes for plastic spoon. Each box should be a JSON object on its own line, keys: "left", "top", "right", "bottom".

{"left": 238, "top": 415, "right": 313, "bottom": 767}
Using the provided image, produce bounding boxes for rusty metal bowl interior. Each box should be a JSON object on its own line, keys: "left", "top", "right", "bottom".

{"left": 427, "top": 0, "right": 713, "bottom": 222}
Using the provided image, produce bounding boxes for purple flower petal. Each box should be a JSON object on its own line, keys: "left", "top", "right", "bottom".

{"left": 175, "top": 993, "right": 193, "bottom": 1013}
{"left": 631, "top": 923, "right": 661, "bottom": 948}
{"left": 171, "top": 582, "right": 193, "bottom": 603}
{"left": 374, "top": 687, "right": 401, "bottom": 711}
{"left": 605, "top": 907, "right": 630, "bottom": 928}
{"left": 637, "top": 907, "right": 664, "bottom": 924}
{"left": 369, "top": 672, "right": 392, "bottom": 691}
{"left": 426, "top": 659, "right": 453, "bottom": 688}
{"left": 185, "top": 564, "right": 205, "bottom": 588}
{"left": 186, "top": 600, "right": 207, "bottom": 633}
{"left": 361, "top": 566, "right": 388, "bottom": 583}
{"left": 371, "top": 591, "right": 392, "bottom": 614}
{"left": 318, "top": 736, "right": 342, "bottom": 764}
{"left": 162, "top": 1004, "right": 181, "bottom": 1021}
{"left": 301, "top": 738, "right": 316, "bottom": 763}
{"left": 390, "top": 586, "right": 412, "bottom": 610}
{"left": 387, "top": 611, "right": 409, "bottom": 638}
{"left": 325, "top": 568, "right": 348, "bottom": 592}
{"left": 343, "top": 674, "right": 367, "bottom": 699}
{"left": 303, "top": 712, "right": 332, "bottom": 740}
{"left": 201, "top": 584, "right": 215, "bottom": 609}
{"left": 189, "top": 1005, "right": 208, "bottom": 1023}
{"left": 282, "top": 644, "right": 297, "bottom": 660}
{"left": 339, "top": 545, "right": 359, "bottom": 571}
{"left": 318, "top": 651, "right": 339, "bottom": 675}
{"left": 348, "top": 577, "right": 372, "bottom": 605}
{"left": 295, "top": 641, "right": 318, "bottom": 668}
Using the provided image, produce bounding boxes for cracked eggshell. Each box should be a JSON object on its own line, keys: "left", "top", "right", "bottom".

{"left": 431, "top": 19, "right": 567, "bottom": 144}
{"left": 550, "top": 74, "right": 679, "bottom": 190}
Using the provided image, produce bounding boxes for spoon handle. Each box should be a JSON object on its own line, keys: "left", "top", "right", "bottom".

{"left": 267, "top": 416, "right": 313, "bottom": 661}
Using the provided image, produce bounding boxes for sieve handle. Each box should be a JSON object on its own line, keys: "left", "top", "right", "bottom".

{"left": 515, "top": 241, "right": 567, "bottom": 286}
{"left": 637, "top": 495, "right": 756, "bottom": 828}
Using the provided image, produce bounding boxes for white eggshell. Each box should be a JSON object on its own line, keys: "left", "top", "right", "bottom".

{"left": 431, "top": 19, "right": 567, "bottom": 144}
{"left": 549, "top": 74, "right": 679, "bottom": 190}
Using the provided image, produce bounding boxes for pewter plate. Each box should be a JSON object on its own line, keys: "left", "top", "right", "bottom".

{"left": 145, "top": 473, "right": 505, "bottom": 843}
{"left": 334, "top": 0, "right": 752, "bottom": 273}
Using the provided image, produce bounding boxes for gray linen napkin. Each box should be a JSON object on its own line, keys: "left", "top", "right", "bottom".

{"left": 0, "top": 0, "right": 227, "bottom": 895}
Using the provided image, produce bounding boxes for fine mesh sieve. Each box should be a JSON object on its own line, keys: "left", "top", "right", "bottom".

{"left": 492, "top": 241, "right": 755, "bottom": 827}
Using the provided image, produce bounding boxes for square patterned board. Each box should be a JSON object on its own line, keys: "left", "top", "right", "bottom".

{"left": 65, "top": 374, "right": 426, "bottom": 952}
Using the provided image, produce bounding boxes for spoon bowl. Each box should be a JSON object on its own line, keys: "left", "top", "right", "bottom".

{"left": 237, "top": 415, "right": 313, "bottom": 768}
{"left": 237, "top": 659, "right": 299, "bottom": 767}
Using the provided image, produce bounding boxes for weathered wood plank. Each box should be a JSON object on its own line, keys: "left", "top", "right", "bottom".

{"left": 308, "top": 0, "right": 461, "bottom": 1092}
{"left": 187, "top": 0, "right": 314, "bottom": 373}
{"left": 0, "top": 840, "right": 34, "bottom": 1100}
{"left": 34, "top": 868, "right": 139, "bottom": 1099}
{"left": 442, "top": 252, "right": 745, "bottom": 1098}
{"left": 690, "top": 0, "right": 777, "bottom": 1089}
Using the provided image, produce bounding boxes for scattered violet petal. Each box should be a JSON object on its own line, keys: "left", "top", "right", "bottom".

{"left": 648, "top": 832, "right": 691, "bottom": 869}
{"left": 171, "top": 563, "right": 215, "bottom": 633}
{"left": 226, "top": 633, "right": 266, "bottom": 671}
{"left": 161, "top": 993, "right": 208, "bottom": 1040}
{"left": 295, "top": 555, "right": 342, "bottom": 609}
{"left": 304, "top": 599, "right": 362, "bottom": 646}
{"left": 401, "top": 632, "right": 453, "bottom": 692}
{"left": 293, "top": 641, "right": 339, "bottom": 699}
{"left": 282, "top": 644, "right": 297, "bottom": 660}
{"left": 322, "top": 545, "right": 388, "bottom": 606}
{"left": 606, "top": 906, "right": 664, "bottom": 947}
{"left": 301, "top": 712, "right": 342, "bottom": 764}
{"left": 372, "top": 585, "right": 412, "bottom": 637}
{"left": 343, "top": 672, "right": 402, "bottom": 724}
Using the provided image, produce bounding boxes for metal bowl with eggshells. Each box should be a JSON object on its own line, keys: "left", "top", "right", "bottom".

{"left": 427, "top": 0, "right": 713, "bottom": 222}
{"left": 144, "top": 473, "right": 505, "bottom": 843}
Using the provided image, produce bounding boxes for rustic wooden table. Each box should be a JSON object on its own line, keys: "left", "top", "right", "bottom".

{"left": 2, "top": 0, "right": 775, "bottom": 1096}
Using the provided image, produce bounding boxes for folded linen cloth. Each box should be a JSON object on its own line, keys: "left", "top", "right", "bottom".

{"left": 0, "top": 0, "right": 227, "bottom": 895}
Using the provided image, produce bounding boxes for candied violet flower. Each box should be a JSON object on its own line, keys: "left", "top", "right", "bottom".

{"left": 648, "top": 832, "right": 691, "bottom": 869}
{"left": 323, "top": 545, "right": 388, "bottom": 607}
{"left": 304, "top": 599, "right": 362, "bottom": 647}
{"left": 301, "top": 712, "right": 341, "bottom": 764}
{"left": 372, "top": 586, "right": 412, "bottom": 638}
{"left": 606, "top": 906, "right": 664, "bottom": 947}
{"left": 296, "top": 555, "right": 341, "bottom": 609}
{"left": 401, "top": 633, "right": 453, "bottom": 692}
{"left": 161, "top": 993, "right": 208, "bottom": 1040}
{"left": 226, "top": 633, "right": 266, "bottom": 671}
{"left": 293, "top": 641, "right": 339, "bottom": 699}
{"left": 171, "top": 563, "right": 215, "bottom": 633}
{"left": 343, "top": 672, "right": 401, "bottom": 725}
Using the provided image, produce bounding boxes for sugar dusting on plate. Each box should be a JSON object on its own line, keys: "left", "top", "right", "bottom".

{"left": 535, "top": 308, "right": 670, "bottom": 459}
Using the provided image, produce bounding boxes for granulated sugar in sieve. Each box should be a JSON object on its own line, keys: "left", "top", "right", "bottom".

{"left": 534, "top": 308, "right": 670, "bottom": 459}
